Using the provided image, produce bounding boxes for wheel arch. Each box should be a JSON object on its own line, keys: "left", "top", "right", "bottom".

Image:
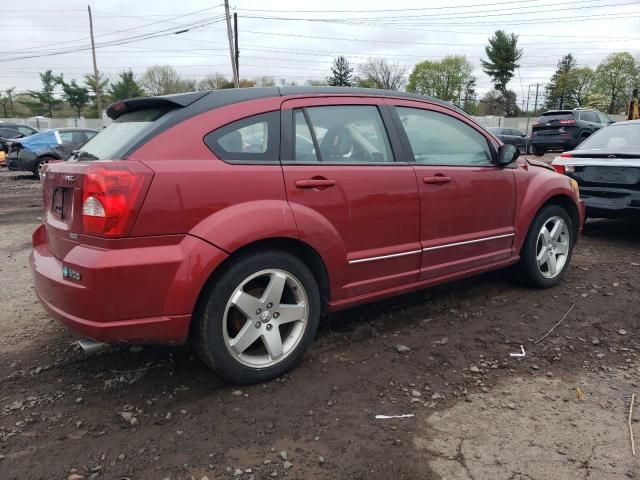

{"left": 517, "top": 193, "right": 581, "bottom": 254}
{"left": 191, "top": 236, "right": 331, "bottom": 335}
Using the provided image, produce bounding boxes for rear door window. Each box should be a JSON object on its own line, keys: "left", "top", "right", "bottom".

{"left": 204, "top": 111, "right": 279, "bottom": 162}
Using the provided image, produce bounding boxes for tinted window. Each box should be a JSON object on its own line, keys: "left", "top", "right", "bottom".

{"left": 294, "top": 105, "right": 393, "bottom": 163}
{"left": 577, "top": 124, "right": 640, "bottom": 151}
{"left": 581, "top": 111, "right": 599, "bottom": 122}
{"left": 536, "top": 112, "right": 574, "bottom": 124}
{"left": 597, "top": 112, "right": 612, "bottom": 124}
{"left": 72, "top": 107, "right": 174, "bottom": 161}
{"left": 16, "top": 126, "right": 36, "bottom": 136}
{"left": 0, "top": 128, "right": 21, "bottom": 139}
{"left": 510, "top": 129, "right": 524, "bottom": 136}
{"left": 58, "top": 131, "right": 74, "bottom": 143}
{"left": 205, "top": 111, "right": 279, "bottom": 162}
{"left": 396, "top": 107, "right": 492, "bottom": 166}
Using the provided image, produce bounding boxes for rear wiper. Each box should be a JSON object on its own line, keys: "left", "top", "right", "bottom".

{"left": 71, "top": 149, "right": 99, "bottom": 161}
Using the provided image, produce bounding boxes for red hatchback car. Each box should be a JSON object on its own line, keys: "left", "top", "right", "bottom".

{"left": 31, "top": 88, "right": 584, "bottom": 383}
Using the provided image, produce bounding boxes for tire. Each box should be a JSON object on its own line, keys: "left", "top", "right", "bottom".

{"left": 518, "top": 204, "right": 575, "bottom": 288}
{"left": 531, "top": 145, "right": 545, "bottom": 156}
{"left": 193, "top": 249, "right": 321, "bottom": 384}
{"left": 33, "top": 157, "right": 53, "bottom": 178}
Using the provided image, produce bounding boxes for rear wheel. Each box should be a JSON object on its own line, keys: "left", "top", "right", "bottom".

{"left": 34, "top": 156, "right": 53, "bottom": 178}
{"left": 193, "top": 250, "right": 321, "bottom": 384}
{"left": 531, "top": 145, "right": 545, "bottom": 156}
{"left": 518, "top": 204, "right": 574, "bottom": 288}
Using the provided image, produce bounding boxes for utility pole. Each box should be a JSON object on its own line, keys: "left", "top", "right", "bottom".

{"left": 87, "top": 6, "right": 103, "bottom": 123}
{"left": 533, "top": 83, "right": 540, "bottom": 115}
{"left": 224, "top": 0, "right": 239, "bottom": 88}
{"left": 525, "top": 84, "right": 532, "bottom": 134}
{"left": 234, "top": 12, "right": 239, "bottom": 81}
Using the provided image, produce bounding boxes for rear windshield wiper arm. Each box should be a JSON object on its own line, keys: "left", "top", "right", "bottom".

{"left": 71, "top": 149, "right": 99, "bottom": 161}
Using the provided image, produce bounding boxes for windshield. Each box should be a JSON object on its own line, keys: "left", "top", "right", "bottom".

{"left": 74, "top": 107, "right": 172, "bottom": 160}
{"left": 577, "top": 124, "right": 640, "bottom": 152}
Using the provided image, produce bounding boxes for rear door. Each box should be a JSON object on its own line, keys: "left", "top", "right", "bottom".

{"left": 280, "top": 97, "right": 421, "bottom": 300}
{"left": 386, "top": 99, "right": 516, "bottom": 280}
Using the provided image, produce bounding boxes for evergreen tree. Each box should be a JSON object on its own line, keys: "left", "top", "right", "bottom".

{"left": 545, "top": 54, "right": 578, "bottom": 109}
{"left": 27, "top": 70, "right": 62, "bottom": 118}
{"left": 327, "top": 56, "right": 354, "bottom": 87}
{"left": 58, "top": 77, "right": 89, "bottom": 118}
{"left": 109, "top": 70, "right": 145, "bottom": 101}
{"left": 480, "top": 30, "right": 522, "bottom": 92}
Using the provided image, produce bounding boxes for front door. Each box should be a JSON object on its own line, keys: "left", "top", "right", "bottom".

{"left": 280, "top": 97, "right": 421, "bottom": 301}
{"left": 387, "top": 100, "right": 517, "bottom": 280}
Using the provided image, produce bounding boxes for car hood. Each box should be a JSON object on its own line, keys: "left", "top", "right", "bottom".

{"left": 525, "top": 157, "right": 555, "bottom": 172}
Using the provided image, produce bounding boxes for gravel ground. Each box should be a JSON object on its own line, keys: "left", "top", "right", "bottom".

{"left": 0, "top": 168, "right": 638, "bottom": 480}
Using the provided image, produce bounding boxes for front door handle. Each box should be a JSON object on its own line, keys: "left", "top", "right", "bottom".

{"left": 423, "top": 175, "right": 451, "bottom": 185}
{"left": 295, "top": 178, "right": 336, "bottom": 189}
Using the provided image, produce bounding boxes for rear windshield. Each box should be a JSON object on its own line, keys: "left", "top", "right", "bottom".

{"left": 535, "top": 112, "right": 574, "bottom": 124}
{"left": 72, "top": 107, "right": 172, "bottom": 160}
{"left": 577, "top": 124, "right": 640, "bottom": 151}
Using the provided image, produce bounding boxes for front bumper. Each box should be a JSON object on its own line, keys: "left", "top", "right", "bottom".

{"left": 30, "top": 224, "right": 229, "bottom": 344}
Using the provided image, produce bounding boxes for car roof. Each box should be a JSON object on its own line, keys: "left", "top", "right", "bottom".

{"left": 107, "top": 87, "right": 467, "bottom": 120}
{"left": 601, "top": 119, "right": 639, "bottom": 126}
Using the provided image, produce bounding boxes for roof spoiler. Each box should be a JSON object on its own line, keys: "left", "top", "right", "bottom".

{"left": 106, "top": 91, "right": 210, "bottom": 120}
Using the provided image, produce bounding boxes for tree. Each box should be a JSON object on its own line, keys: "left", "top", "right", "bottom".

{"left": 0, "top": 93, "right": 9, "bottom": 117}
{"left": 545, "top": 54, "right": 578, "bottom": 109}
{"left": 58, "top": 77, "right": 89, "bottom": 118}
{"left": 594, "top": 52, "right": 638, "bottom": 114}
{"left": 327, "top": 56, "right": 354, "bottom": 87}
{"left": 84, "top": 72, "right": 109, "bottom": 107}
{"left": 585, "top": 92, "right": 609, "bottom": 111}
{"left": 27, "top": 70, "right": 62, "bottom": 118}
{"left": 256, "top": 76, "right": 276, "bottom": 87}
{"left": 479, "top": 89, "right": 519, "bottom": 117}
{"left": 481, "top": 30, "right": 522, "bottom": 92}
{"left": 198, "top": 73, "right": 233, "bottom": 90}
{"left": 462, "top": 77, "right": 477, "bottom": 113}
{"left": 357, "top": 58, "right": 406, "bottom": 90}
{"left": 5, "top": 87, "right": 15, "bottom": 117}
{"left": 406, "top": 55, "right": 475, "bottom": 105}
{"left": 570, "top": 67, "right": 595, "bottom": 107}
{"left": 141, "top": 65, "right": 195, "bottom": 95}
{"left": 306, "top": 79, "right": 329, "bottom": 87}
{"left": 109, "top": 70, "right": 145, "bottom": 101}
{"left": 238, "top": 78, "right": 256, "bottom": 88}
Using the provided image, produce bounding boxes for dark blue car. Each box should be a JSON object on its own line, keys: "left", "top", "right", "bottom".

{"left": 7, "top": 128, "right": 97, "bottom": 176}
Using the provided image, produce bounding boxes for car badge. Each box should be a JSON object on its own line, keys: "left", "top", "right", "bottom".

{"left": 64, "top": 175, "right": 76, "bottom": 182}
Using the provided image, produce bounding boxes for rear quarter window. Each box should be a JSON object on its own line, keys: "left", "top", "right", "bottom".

{"left": 204, "top": 111, "right": 280, "bottom": 163}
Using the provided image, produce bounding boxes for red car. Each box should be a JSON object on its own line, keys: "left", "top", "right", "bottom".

{"left": 31, "top": 88, "right": 585, "bottom": 383}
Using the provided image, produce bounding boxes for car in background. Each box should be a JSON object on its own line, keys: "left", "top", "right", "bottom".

{"left": 551, "top": 120, "right": 640, "bottom": 218}
{"left": 31, "top": 87, "right": 584, "bottom": 384}
{"left": 488, "top": 127, "right": 530, "bottom": 154}
{"left": 6, "top": 128, "right": 97, "bottom": 176}
{"left": 531, "top": 108, "right": 614, "bottom": 156}
{"left": 0, "top": 124, "right": 39, "bottom": 166}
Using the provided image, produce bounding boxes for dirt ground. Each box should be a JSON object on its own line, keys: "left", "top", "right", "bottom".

{"left": 0, "top": 168, "right": 638, "bottom": 480}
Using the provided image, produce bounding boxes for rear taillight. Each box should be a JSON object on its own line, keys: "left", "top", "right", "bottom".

{"left": 552, "top": 164, "right": 566, "bottom": 174}
{"left": 559, "top": 119, "right": 576, "bottom": 125}
{"left": 560, "top": 152, "right": 572, "bottom": 158}
{"left": 81, "top": 162, "right": 153, "bottom": 237}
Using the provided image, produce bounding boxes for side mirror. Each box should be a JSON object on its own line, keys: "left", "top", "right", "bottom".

{"left": 497, "top": 144, "right": 519, "bottom": 166}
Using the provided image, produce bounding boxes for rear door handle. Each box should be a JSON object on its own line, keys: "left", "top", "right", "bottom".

{"left": 295, "top": 179, "right": 336, "bottom": 189}
{"left": 423, "top": 175, "right": 451, "bottom": 185}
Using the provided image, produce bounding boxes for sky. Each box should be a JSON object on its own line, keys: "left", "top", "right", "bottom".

{"left": 2, "top": 0, "right": 640, "bottom": 109}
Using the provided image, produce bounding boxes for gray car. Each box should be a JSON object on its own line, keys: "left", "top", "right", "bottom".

{"left": 488, "top": 127, "right": 530, "bottom": 154}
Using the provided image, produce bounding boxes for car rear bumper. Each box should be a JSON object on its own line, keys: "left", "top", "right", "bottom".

{"left": 531, "top": 138, "right": 577, "bottom": 151}
{"left": 582, "top": 188, "right": 640, "bottom": 218}
{"left": 7, "top": 150, "right": 37, "bottom": 172}
{"left": 30, "top": 224, "right": 229, "bottom": 344}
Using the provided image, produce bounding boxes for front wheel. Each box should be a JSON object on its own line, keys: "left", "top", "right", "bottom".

{"left": 518, "top": 205, "right": 574, "bottom": 288}
{"left": 193, "top": 250, "right": 321, "bottom": 384}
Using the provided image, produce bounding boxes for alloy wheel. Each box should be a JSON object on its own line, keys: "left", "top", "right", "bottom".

{"left": 222, "top": 269, "right": 309, "bottom": 368}
{"left": 535, "top": 216, "right": 570, "bottom": 279}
